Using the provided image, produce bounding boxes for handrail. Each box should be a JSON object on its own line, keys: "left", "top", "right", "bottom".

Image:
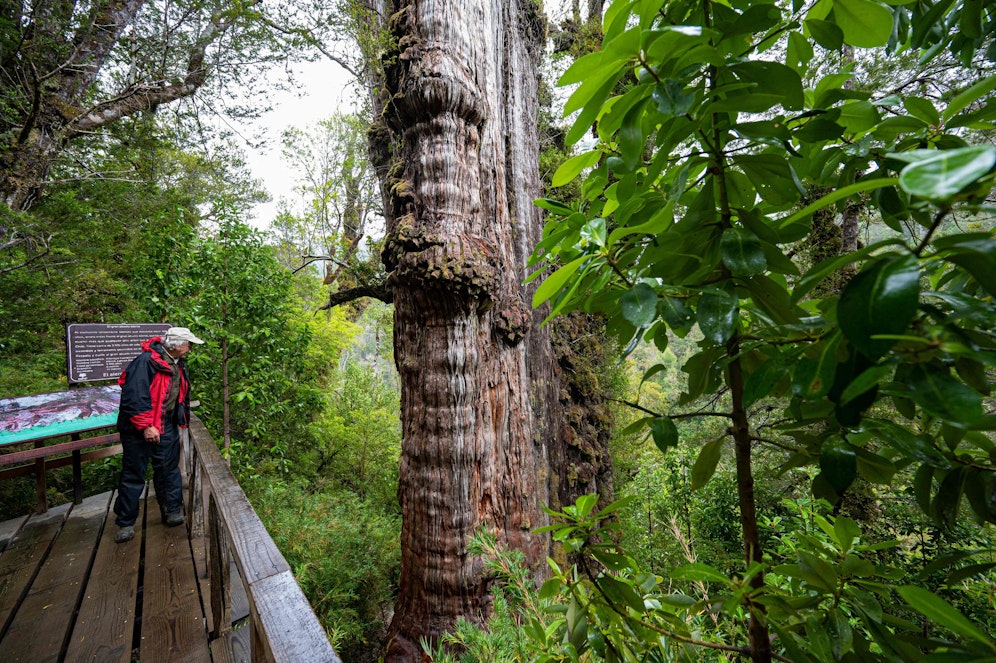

{"left": 185, "top": 415, "right": 341, "bottom": 663}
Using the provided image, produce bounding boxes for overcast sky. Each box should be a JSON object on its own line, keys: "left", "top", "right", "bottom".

{"left": 243, "top": 59, "right": 357, "bottom": 227}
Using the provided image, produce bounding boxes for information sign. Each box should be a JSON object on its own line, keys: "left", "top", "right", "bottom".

{"left": 66, "top": 323, "right": 171, "bottom": 384}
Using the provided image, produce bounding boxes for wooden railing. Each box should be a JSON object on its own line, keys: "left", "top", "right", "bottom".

{"left": 184, "top": 415, "right": 341, "bottom": 663}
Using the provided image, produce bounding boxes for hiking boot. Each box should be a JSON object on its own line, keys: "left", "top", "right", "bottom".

{"left": 163, "top": 512, "right": 185, "bottom": 527}
{"left": 115, "top": 526, "right": 134, "bottom": 543}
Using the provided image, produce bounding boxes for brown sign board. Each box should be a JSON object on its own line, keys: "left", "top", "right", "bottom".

{"left": 66, "top": 323, "right": 171, "bottom": 384}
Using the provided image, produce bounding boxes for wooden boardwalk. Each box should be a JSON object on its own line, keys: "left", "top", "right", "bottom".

{"left": 0, "top": 488, "right": 248, "bottom": 663}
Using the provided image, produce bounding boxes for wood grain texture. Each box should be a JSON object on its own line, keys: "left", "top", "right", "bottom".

{"left": 0, "top": 503, "right": 71, "bottom": 639}
{"left": 0, "top": 493, "right": 108, "bottom": 662}
{"left": 64, "top": 489, "right": 144, "bottom": 663}
{"left": 141, "top": 496, "right": 211, "bottom": 663}
{"left": 189, "top": 418, "right": 289, "bottom": 584}
{"left": 248, "top": 571, "right": 342, "bottom": 663}
{"left": 0, "top": 513, "right": 28, "bottom": 552}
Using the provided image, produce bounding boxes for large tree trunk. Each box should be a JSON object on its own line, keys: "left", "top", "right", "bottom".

{"left": 370, "top": 1, "right": 554, "bottom": 659}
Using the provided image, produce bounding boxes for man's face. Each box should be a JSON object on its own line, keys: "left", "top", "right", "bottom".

{"left": 174, "top": 342, "right": 192, "bottom": 358}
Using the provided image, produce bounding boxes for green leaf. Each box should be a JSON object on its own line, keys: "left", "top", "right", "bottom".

{"left": 837, "top": 253, "right": 920, "bottom": 360}
{"left": 903, "top": 97, "right": 940, "bottom": 126}
{"left": 652, "top": 79, "right": 695, "bottom": 116}
{"left": 532, "top": 256, "right": 589, "bottom": 307}
{"left": 906, "top": 363, "right": 984, "bottom": 426}
{"left": 821, "top": 436, "right": 857, "bottom": 494}
{"left": 671, "top": 562, "right": 731, "bottom": 584}
{"left": 735, "top": 154, "right": 804, "bottom": 205}
{"left": 779, "top": 179, "right": 898, "bottom": 239}
{"left": 833, "top": 0, "right": 894, "bottom": 47}
{"left": 837, "top": 100, "right": 881, "bottom": 133}
{"left": 659, "top": 296, "right": 695, "bottom": 335}
{"left": 942, "top": 74, "right": 996, "bottom": 122}
{"left": 898, "top": 146, "right": 996, "bottom": 200}
{"left": 621, "top": 282, "right": 658, "bottom": 327}
{"left": 597, "top": 574, "right": 645, "bottom": 613}
{"left": 793, "top": 336, "right": 840, "bottom": 399}
{"left": 840, "top": 363, "right": 893, "bottom": 404}
{"left": 552, "top": 150, "right": 603, "bottom": 188}
{"left": 691, "top": 438, "right": 724, "bottom": 490}
{"left": 721, "top": 228, "right": 767, "bottom": 276}
{"left": 744, "top": 355, "right": 790, "bottom": 408}
{"left": 806, "top": 18, "right": 844, "bottom": 49}
{"left": 697, "top": 289, "right": 739, "bottom": 345}
{"left": 650, "top": 416, "right": 679, "bottom": 453}
{"left": 729, "top": 61, "right": 804, "bottom": 110}
{"left": 896, "top": 586, "right": 995, "bottom": 646}
{"left": 933, "top": 234, "right": 996, "bottom": 297}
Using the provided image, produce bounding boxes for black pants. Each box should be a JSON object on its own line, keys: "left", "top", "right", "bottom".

{"left": 113, "top": 411, "right": 183, "bottom": 527}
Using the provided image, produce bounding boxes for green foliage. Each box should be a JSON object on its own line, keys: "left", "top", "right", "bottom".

{"left": 532, "top": 0, "right": 996, "bottom": 659}
{"left": 525, "top": 494, "right": 996, "bottom": 662}
{"left": 247, "top": 478, "right": 401, "bottom": 660}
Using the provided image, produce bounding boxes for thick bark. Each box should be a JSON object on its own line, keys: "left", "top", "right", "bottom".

{"left": 373, "top": 1, "right": 554, "bottom": 659}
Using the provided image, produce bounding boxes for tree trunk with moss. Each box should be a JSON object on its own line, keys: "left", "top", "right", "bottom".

{"left": 366, "top": 1, "right": 555, "bottom": 659}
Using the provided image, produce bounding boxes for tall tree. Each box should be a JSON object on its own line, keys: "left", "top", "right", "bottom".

{"left": 361, "top": 1, "right": 557, "bottom": 658}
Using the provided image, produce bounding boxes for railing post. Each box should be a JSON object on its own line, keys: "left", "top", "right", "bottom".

{"left": 33, "top": 439, "right": 47, "bottom": 513}
{"left": 209, "top": 493, "right": 234, "bottom": 661}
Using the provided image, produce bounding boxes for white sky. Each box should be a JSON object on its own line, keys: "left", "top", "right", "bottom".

{"left": 243, "top": 59, "right": 357, "bottom": 228}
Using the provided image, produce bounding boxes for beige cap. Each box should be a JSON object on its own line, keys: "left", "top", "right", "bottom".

{"left": 165, "top": 327, "right": 205, "bottom": 344}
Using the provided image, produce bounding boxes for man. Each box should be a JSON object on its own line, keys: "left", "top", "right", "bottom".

{"left": 113, "top": 326, "right": 204, "bottom": 543}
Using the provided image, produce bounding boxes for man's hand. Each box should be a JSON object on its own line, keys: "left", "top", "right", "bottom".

{"left": 143, "top": 426, "right": 161, "bottom": 443}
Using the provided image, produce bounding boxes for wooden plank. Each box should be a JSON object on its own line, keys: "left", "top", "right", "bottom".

{"left": 188, "top": 419, "right": 289, "bottom": 584}
{"left": 0, "top": 433, "right": 120, "bottom": 467}
{"left": 0, "top": 503, "right": 71, "bottom": 639}
{"left": 0, "top": 444, "right": 123, "bottom": 481}
{"left": 141, "top": 496, "right": 211, "bottom": 663}
{"left": 247, "top": 570, "right": 341, "bottom": 663}
{"left": 64, "top": 489, "right": 145, "bottom": 663}
{"left": 0, "top": 514, "right": 28, "bottom": 553}
{"left": 0, "top": 493, "right": 109, "bottom": 662}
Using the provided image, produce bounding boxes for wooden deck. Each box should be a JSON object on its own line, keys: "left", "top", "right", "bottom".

{"left": 0, "top": 487, "right": 247, "bottom": 663}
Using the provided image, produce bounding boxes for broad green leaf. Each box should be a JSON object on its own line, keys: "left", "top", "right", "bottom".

{"left": 552, "top": 150, "right": 602, "bottom": 188}
{"left": 721, "top": 228, "right": 767, "bottom": 276}
{"left": 833, "top": 0, "right": 894, "bottom": 47}
{"left": 793, "top": 336, "right": 840, "bottom": 399}
{"left": 532, "top": 256, "right": 588, "bottom": 307}
{"left": 779, "top": 179, "right": 898, "bottom": 242}
{"left": 806, "top": 18, "right": 844, "bottom": 49}
{"left": 691, "top": 437, "right": 724, "bottom": 490}
{"left": 650, "top": 416, "right": 679, "bottom": 453}
{"left": 933, "top": 234, "right": 996, "bottom": 296}
{"left": 697, "top": 289, "right": 739, "bottom": 345}
{"left": 659, "top": 296, "right": 695, "bottom": 332}
{"left": 787, "top": 31, "right": 815, "bottom": 73}
{"left": 932, "top": 467, "right": 967, "bottom": 529}
{"left": 671, "top": 562, "right": 731, "bottom": 584}
{"left": 837, "top": 253, "right": 920, "bottom": 360}
{"left": 729, "top": 61, "right": 804, "bottom": 110}
{"left": 735, "top": 154, "right": 804, "bottom": 205}
{"left": 743, "top": 355, "right": 790, "bottom": 407}
{"left": 896, "top": 586, "right": 995, "bottom": 646}
{"left": 652, "top": 80, "right": 695, "bottom": 116}
{"left": 597, "top": 574, "right": 645, "bottom": 613}
{"left": 898, "top": 145, "right": 996, "bottom": 200}
{"left": 906, "top": 362, "right": 984, "bottom": 426}
{"left": 840, "top": 363, "right": 894, "bottom": 404}
{"left": 621, "top": 282, "right": 658, "bottom": 327}
{"left": 903, "top": 96, "right": 940, "bottom": 125}
{"left": 942, "top": 74, "right": 996, "bottom": 122}
{"left": 837, "top": 100, "right": 880, "bottom": 133}
{"left": 821, "top": 436, "right": 857, "bottom": 493}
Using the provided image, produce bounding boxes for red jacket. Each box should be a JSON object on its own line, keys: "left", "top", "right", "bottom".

{"left": 117, "top": 337, "right": 191, "bottom": 433}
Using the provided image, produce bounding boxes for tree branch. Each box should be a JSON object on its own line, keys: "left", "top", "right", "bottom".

{"left": 318, "top": 280, "right": 393, "bottom": 311}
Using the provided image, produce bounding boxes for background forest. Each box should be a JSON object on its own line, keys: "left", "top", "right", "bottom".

{"left": 1, "top": 0, "right": 995, "bottom": 662}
